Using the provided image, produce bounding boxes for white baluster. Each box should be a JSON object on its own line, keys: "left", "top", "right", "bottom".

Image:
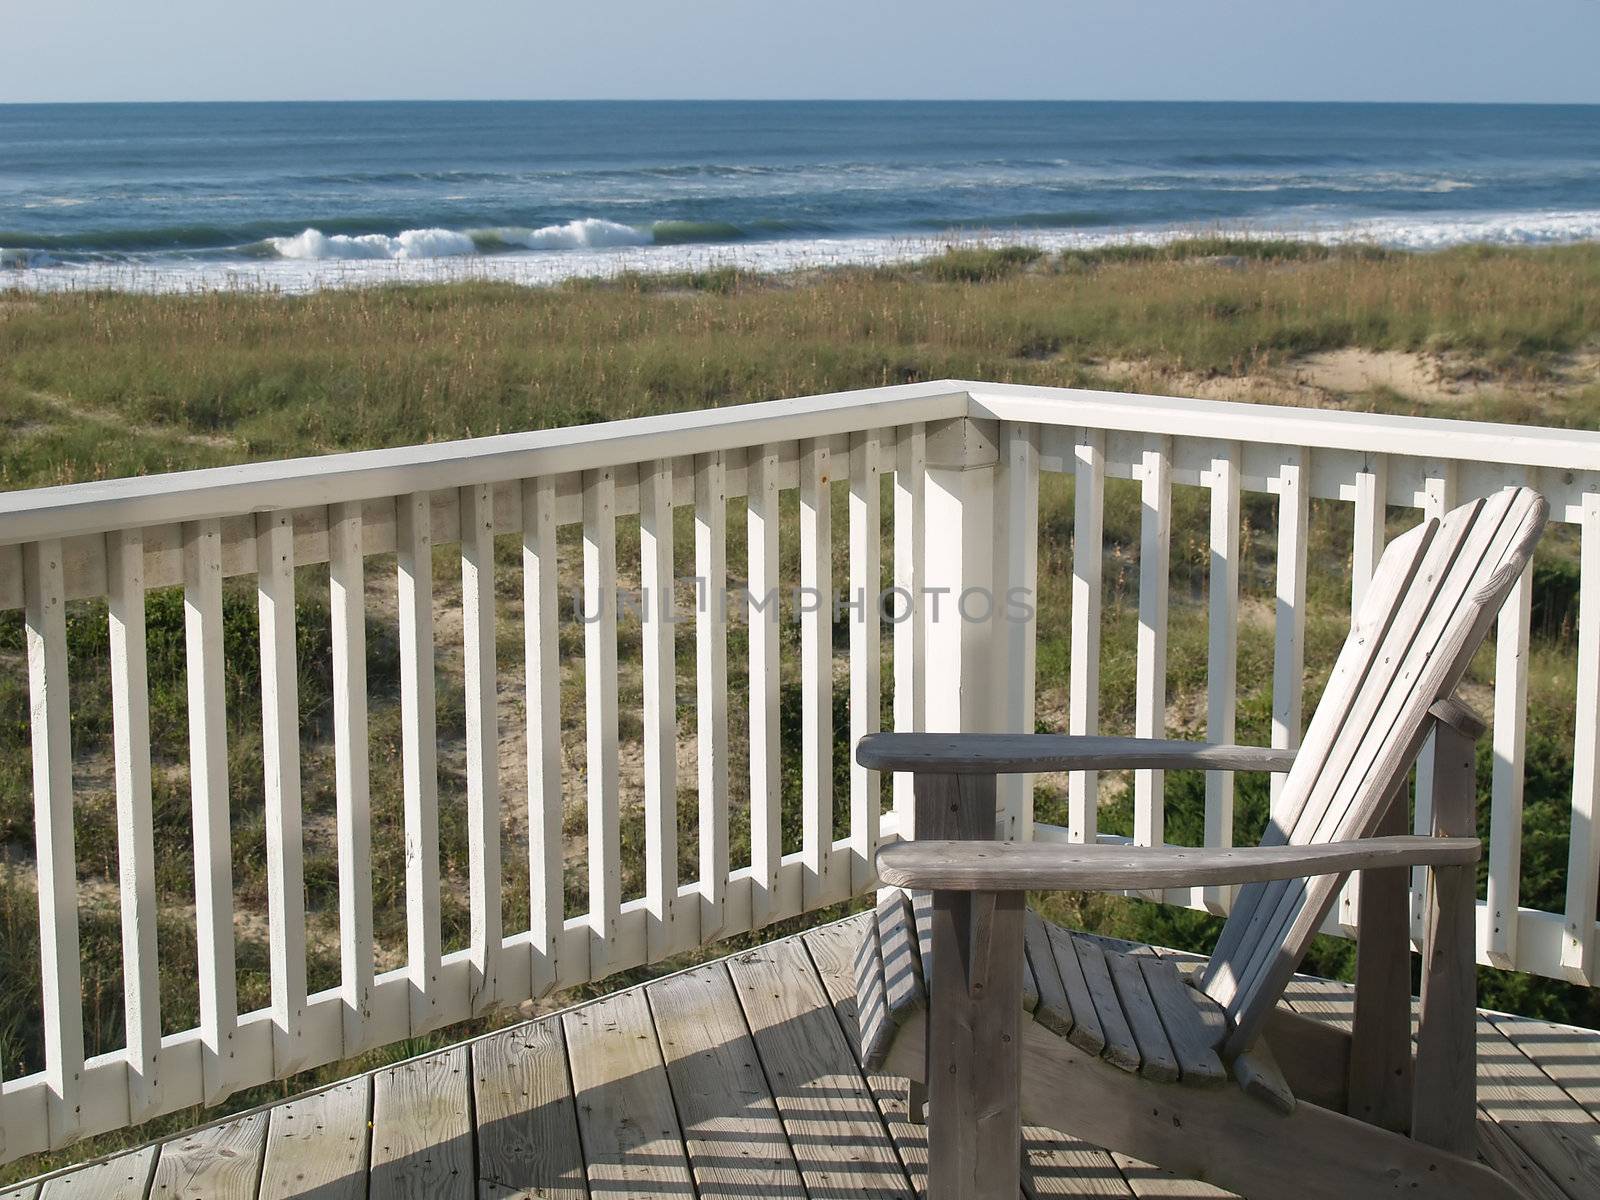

{"left": 257, "top": 511, "right": 307, "bottom": 1074}
{"left": 849, "top": 430, "right": 884, "bottom": 886}
{"left": 23, "top": 539, "right": 84, "bottom": 1142}
{"left": 183, "top": 518, "right": 238, "bottom": 1103}
{"left": 106, "top": 529, "right": 160, "bottom": 1121}
{"left": 1202, "top": 444, "right": 1241, "bottom": 914}
{"left": 800, "top": 440, "right": 835, "bottom": 906}
{"left": 460, "top": 483, "right": 501, "bottom": 1009}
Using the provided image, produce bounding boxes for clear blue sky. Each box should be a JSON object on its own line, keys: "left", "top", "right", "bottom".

{"left": 7, "top": 0, "right": 1599, "bottom": 105}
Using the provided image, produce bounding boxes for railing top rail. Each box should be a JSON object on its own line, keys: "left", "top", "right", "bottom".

{"left": 963, "top": 381, "right": 1600, "bottom": 474}
{"left": 0, "top": 380, "right": 968, "bottom": 546}
{"left": 6, "top": 376, "right": 1600, "bottom": 546}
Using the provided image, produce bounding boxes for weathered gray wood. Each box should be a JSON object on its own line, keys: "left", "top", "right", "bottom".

{"left": 1475, "top": 1118, "right": 1575, "bottom": 1200}
{"left": 728, "top": 937, "right": 913, "bottom": 1199}
{"left": 472, "top": 1020, "right": 588, "bottom": 1200}
{"left": 1480, "top": 1013, "right": 1600, "bottom": 1200}
{"left": 1471, "top": 1011, "right": 1600, "bottom": 1199}
{"left": 854, "top": 917, "right": 897, "bottom": 1070}
{"left": 38, "top": 1148, "right": 155, "bottom": 1200}
{"left": 648, "top": 964, "right": 807, "bottom": 1198}
{"left": 0, "top": 1185, "right": 40, "bottom": 1200}
{"left": 562, "top": 987, "right": 695, "bottom": 1196}
{"left": 1413, "top": 719, "right": 1481, "bottom": 1158}
{"left": 1486, "top": 1013, "right": 1600, "bottom": 1124}
{"left": 1019, "top": 1128, "right": 1136, "bottom": 1198}
{"left": 1020, "top": 915, "right": 1040, "bottom": 1015}
{"left": 927, "top": 887, "right": 1026, "bottom": 1199}
{"left": 1430, "top": 696, "right": 1489, "bottom": 741}
{"left": 802, "top": 916, "right": 933, "bottom": 1194}
{"left": 912, "top": 889, "right": 934, "bottom": 967}
{"left": 859, "top": 734, "right": 1294, "bottom": 776}
{"left": 1046, "top": 922, "right": 1106, "bottom": 1057}
{"left": 877, "top": 888, "right": 926, "bottom": 1024}
{"left": 1219, "top": 491, "right": 1544, "bottom": 1054}
{"left": 878, "top": 835, "right": 1479, "bottom": 893}
{"left": 1107, "top": 951, "right": 1179, "bottom": 1083}
{"left": 1106, "top": 1152, "right": 1233, "bottom": 1199}
{"left": 150, "top": 1111, "right": 267, "bottom": 1200}
{"left": 1136, "top": 957, "right": 1225, "bottom": 1086}
{"left": 1349, "top": 786, "right": 1414, "bottom": 1133}
{"left": 1259, "top": 1004, "right": 1352, "bottom": 1111}
{"left": 1232, "top": 1038, "right": 1295, "bottom": 1115}
{"left": 1203, "top": 515, "right": 1437, "bottom": 998}
{"left": 1073, "top": 937, "right": 1141, "bottom": 1074}
{"left": 257, "top": 1078, "right": 371, "bottom": 1200}
{"left": 1025, "top": 909, "right": 1075, "bottom": 1038}
{"left": 1013, "top": 1017, "right": 1521, "bottom": 1200}
{"left": 370, "top": 1045, "right": 473, "bottom": 1200}
{"left": 913, "top": 769, "right": 1023, "bottom": 1200}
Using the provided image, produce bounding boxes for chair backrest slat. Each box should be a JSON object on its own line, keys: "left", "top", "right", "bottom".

{"left": 1199, "top": 487, "right": 1547, "bottom": 1055}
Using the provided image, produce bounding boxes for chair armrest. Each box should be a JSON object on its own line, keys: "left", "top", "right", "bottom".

{"left": 875, "top": 835, "right": 1480, "bottom": 892}
{"left": 856, "top": 732, "right": 1296, "bottom": 776}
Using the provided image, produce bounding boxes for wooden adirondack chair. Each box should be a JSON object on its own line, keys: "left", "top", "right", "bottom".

{"left": 851, "top": 486, "right": 1547, "bottom": 1200}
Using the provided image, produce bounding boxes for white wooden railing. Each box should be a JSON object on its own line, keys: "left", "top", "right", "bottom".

{"left": 2, "top": 379, "right": 1599, "bottom": 1159}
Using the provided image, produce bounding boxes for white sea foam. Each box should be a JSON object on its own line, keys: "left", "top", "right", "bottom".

{"left": 10, "top": 209, "right": 1600, "bottom": 295}
{"left": 490, "top": 218, "right": 652, "bottom": 250}
{"left": 267, "top": 227, "right": 477, "bottom": 260}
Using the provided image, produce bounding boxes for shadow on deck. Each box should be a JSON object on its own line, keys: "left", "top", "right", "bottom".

{"left": 16, "top": 913, "right": 1600, "bottom": 1199}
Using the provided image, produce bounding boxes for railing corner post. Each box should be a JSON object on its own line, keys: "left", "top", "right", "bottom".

{"left": 921, "top": 416, "right": 1004, "bottom": 791}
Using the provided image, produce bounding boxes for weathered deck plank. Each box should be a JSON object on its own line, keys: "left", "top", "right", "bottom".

{"left": 728, "top": 936, "right": 914, "bottom": 1199}
{"left": 370, "top": 1045, "right": 473, "bottom": 1200}
{"left": 803, "top": 918, "right": 934, "bottom": 1193}
{"left": 256, "top": 1078, "right": 370, "bottom": 1200}
{"left": 37, "top": 1148, "right": 154, "bottom": 1200}
{"left": 149, "top": 1111, "right": 267, "bottom": 1200}
{"left": 647, "top": 963, "right": 807, "bottom": 1198}
{"left": 472, "top": 1021, "right": 588, "bottom": 1200}
{"left": 562, "top": 987, "right": 695, "bottom": 1196}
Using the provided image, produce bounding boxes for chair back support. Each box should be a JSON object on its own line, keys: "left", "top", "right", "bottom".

{"left": 1199, "top": 486, "right": 1547, "bottom": 1051}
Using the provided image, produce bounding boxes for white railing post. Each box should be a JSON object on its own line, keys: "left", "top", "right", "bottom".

{"left": 919, "top": 418, "right": 1003, "bottom": 834}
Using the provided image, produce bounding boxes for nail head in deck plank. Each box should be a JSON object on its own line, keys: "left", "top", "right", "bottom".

{"left": 472, "top": 1020, "right": 587, "bottom": 1200}
{"left": 562, "top": 988, "right": 695, "bottom": 1196}
{"left": 38, "top": 1147, "right": 155, "bottom": 1200}
{"left": 728, "top": 938, "right": 914, "bottom": 1199}
{"left": 371, "top": 1045, "right": 472, "bottom": 1200}
{"left": 257, "top": 1078, "right": 370, "bottom": 1200}
{"left": 647, "top": 963, "right": 807, "bottom": 1197}
{"left": 150, "top": 1111, "right": 267, "bottom": 1200}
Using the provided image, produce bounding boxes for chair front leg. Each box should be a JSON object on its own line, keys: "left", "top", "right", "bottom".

{"left": 914, "top": 770, "right": 1024, "bottom": 1200}
{"left": 1412, "top": 713, "right": 1481, "bottom": 1158}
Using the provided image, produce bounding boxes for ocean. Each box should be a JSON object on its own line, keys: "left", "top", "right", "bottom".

{"left": 2, "top": 100, "right": 1598, "bottom": 292}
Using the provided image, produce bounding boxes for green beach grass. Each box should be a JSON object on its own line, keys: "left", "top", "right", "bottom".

{"left": 0, "top": 238, "right": 1597, "bottom": 1179}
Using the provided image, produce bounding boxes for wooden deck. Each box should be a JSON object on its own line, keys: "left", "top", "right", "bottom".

{"left": 16, "top": 912, "right": 1600, "bottom": 1200}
